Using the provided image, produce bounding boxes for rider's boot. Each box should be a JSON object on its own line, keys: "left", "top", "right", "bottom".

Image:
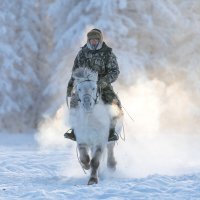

{"left": 108, "top": 116, "right": 119, "bottom": 142}
{"left": 64, "top": 128, "right": 118, "bottom": 142}
{"left": 108, "top": 127, "right": 119, "bottom": 142}
{"left": 64, "top": 129, "right": 76, "bottom": 141}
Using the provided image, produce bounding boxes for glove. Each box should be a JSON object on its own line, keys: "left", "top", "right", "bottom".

{"left": 98, "top": 79, "right": 107, "bottom": 89}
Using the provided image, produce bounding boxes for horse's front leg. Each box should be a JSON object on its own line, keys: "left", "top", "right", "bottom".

{"left": 88, "top": 146, "right": 102, "bottom": 185}
{"left": 78, "top": 144, "right": 90, "bottom": 170}
{"left": 107, "top": 142, "right": 117, "bottom": 170}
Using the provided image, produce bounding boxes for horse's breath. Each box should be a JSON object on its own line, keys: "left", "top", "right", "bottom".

{"left": 69, "top": 67, "right": 122, "bottom": 185}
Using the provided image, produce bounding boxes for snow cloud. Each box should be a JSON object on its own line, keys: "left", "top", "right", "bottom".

{"left": 34, "top": 0, "right": 200, "bottom": 178}
{"left": 35, "top": 70, "right": 200, "bottom": 178}
{"left": 115, "top": 69, "right": 200, "bottom": 178}
{"left": 35, "top": 105, "right": 70, "bottom": 150}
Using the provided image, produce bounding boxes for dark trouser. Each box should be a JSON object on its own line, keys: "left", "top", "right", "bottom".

{"left": 101, "top": 86, "right": 123, "bottom": 130}
{"left": 101, "top": 86, "right": 122, "bottom": 108}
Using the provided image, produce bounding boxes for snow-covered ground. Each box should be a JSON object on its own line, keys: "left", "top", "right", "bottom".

{"left": 1, "top": 133, "right": 200, "bottom": 200}
{"left": 1, "top": 1, "right": 200, "bottom": 199}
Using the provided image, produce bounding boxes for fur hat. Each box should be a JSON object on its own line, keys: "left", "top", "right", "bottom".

{"left": 87, "top": 29, "right": 103, "bottom": 50}
{"left": 87, "top": 29, "right": 103, "bottom": 42}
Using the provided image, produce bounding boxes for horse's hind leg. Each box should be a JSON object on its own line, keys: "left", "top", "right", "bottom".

{"left": 78, "top": 144, "right": 90, "bottom": 170}
{"left": 107, "top": 142, "right": 117, "bottom": 170}
{"left": 88, "top": 146, "right": 102, "bottom": 185}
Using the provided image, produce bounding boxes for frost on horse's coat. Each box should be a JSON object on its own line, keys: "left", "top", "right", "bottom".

{"left": 73, "top": 67, "right": 98, "bottom": 84}
{"left": 68, "top": 67, "right": 121, "bottom": 185}
{"left": 70, "top": 102, "right": 110, "bottom": 147}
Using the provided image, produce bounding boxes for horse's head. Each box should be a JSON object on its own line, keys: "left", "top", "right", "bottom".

{"left": 73, "top": 68, "right": 98, "bottom": 112}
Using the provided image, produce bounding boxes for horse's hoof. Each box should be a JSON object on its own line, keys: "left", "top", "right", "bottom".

{"left": 108, "top": 165, "right": 116, "bottom": 171}
{"left": 87, "top": 177, "right": 98, "bottom": 185}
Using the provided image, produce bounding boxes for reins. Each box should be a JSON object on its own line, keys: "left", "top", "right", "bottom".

{"left": 119, "top": 103, "right": 135, "bottom": 142}
{"left": 121, "top": 105, "right": 134, "bottom": 122}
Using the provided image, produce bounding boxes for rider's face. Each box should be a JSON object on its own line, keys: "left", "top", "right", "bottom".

{"left": 89, "top": 38, "right": 99, "bottom": 46}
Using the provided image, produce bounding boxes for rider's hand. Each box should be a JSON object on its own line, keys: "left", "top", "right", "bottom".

{"left": 98, "top": 80, "right": 107, "bottom": 89}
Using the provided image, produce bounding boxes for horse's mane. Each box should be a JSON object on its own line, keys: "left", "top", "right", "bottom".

{"left": 73, "top": 68, "right": 98, "bottom": 83}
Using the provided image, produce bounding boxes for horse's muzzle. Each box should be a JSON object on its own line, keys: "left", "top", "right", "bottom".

{"left": 82, "top": 95, "right": 94, "bottom": 111}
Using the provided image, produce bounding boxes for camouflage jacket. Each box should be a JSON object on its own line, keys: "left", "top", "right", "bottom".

{"left": 67, "top": 42, "right": 120, "bottom": 96}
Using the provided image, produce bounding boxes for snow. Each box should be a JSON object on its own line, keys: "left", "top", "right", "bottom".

{"left": 1, "top": 0, "right": 200, "bottom": 198}
{"left": 1, "top": 0, "right": 200, "bottom": 133}
{"left": 1, "top": 133, "right": 200, "bottom": 200}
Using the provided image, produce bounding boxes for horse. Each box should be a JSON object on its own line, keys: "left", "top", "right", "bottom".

{"left": 69, "top": 67, "right": 123, "bottom": 185}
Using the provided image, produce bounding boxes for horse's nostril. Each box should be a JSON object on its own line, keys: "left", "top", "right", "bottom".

{"left": 84, "top": 96, "right": 90, "bottom": 103}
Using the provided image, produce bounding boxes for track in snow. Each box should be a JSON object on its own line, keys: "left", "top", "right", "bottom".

{"left": 1, "top": 133, "right": 200, "bottom": 200}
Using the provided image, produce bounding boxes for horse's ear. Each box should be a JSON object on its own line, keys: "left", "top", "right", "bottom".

{"left": 73, "top": 67, "right": 98, "bottom": 82}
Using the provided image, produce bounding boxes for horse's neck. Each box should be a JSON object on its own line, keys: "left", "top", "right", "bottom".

{"left": 77, "top": 100, "right": 110, "bottom": 126}
{"left": 73, "top": 100, "right": 110, "bottom": 146}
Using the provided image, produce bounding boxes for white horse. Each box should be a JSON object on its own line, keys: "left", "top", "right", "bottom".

{"left": 69, "top": 67, "right": 123, "bottom": 185}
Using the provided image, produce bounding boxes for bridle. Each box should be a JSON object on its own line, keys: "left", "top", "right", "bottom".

{"left": 76, "top": 79, "right": 99, "bottom": 105}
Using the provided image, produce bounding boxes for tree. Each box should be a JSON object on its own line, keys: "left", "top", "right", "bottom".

{"left": 0, "top": 1, "right": 40, "bottom": 132}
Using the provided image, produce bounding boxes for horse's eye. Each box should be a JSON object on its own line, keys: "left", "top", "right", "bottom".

{"left": 92, "top": 88, "right": 95, "bottom": 91}
{"left": 78, "top": 88, "right": 81, "bottom": 91}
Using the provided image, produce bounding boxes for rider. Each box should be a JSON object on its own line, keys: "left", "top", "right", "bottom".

{"left": 64, "top": 28, "right": 123, "bottom": 142}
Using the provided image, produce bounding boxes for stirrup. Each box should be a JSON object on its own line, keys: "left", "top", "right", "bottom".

{"left": 108, "top": 128, "right": 119, "bottom": 142}
{"left": 64, "top": 129, "right": 76, "bottom": 141}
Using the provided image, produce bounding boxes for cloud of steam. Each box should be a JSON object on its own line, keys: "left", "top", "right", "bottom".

{"left": 35, "top": 69, "right": 200, "bottom": 178}
{"left": 115, "top": 70, "right": 200, "bottom": 178}
{"left": 35, "top": 0, "right": 200, "bottom": 177}
{"left": 35, "top": 105, "right": 72, "bottom": 150}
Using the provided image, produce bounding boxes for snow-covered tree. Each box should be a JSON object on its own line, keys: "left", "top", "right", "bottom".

{"left": 0, "top": 1, "right": 41, "bottom": 132}
{"left": 43, "top": 0, "right": 136, "bottom": 116}
{"left": 0, "top": 0, "right": 200, "bottom": 133}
